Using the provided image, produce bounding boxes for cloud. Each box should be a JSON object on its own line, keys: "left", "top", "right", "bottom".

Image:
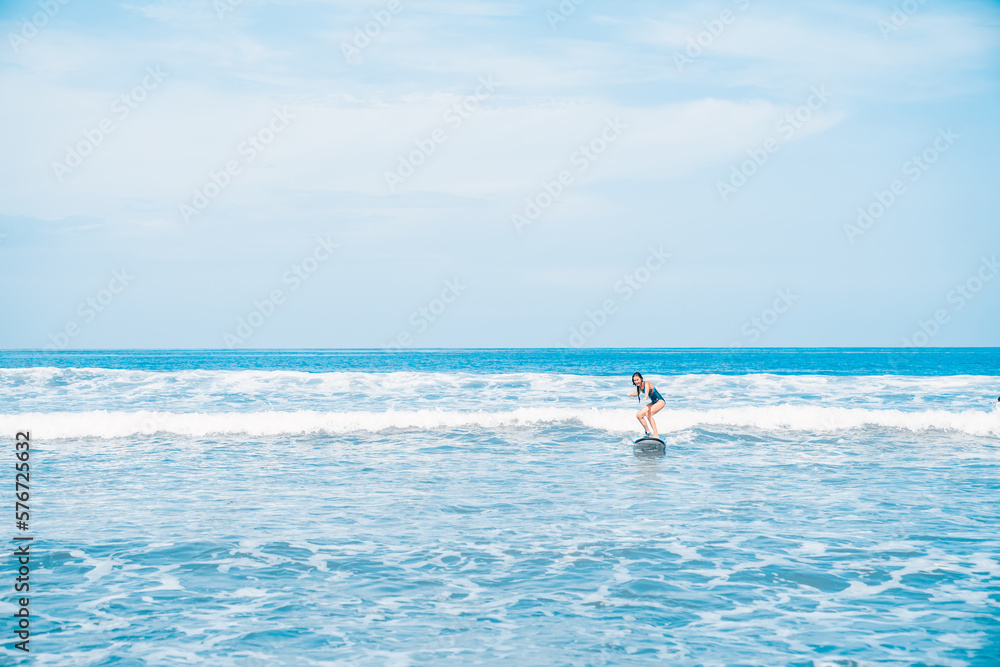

{"left": 633, "top": 1, "right": 1000, "bottom": 99}
{"left": 1, "top": 63, "right": 841, "bottom": 229}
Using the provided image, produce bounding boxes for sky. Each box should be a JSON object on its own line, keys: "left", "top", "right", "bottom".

{"left": 1, "top": 0, "right": 998, "bottom": 349}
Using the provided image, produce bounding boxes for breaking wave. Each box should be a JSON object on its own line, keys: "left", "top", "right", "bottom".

{"left": 3, "top": 405, "right": 998, "bottom": 439}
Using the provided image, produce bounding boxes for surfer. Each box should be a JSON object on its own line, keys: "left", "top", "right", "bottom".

{"left": 628, "top": 372, "right": 665, "bottom": 438}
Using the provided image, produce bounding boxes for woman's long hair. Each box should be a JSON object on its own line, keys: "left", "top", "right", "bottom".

{"left": 632, "top": 372, "right": 643, "bottom": 402}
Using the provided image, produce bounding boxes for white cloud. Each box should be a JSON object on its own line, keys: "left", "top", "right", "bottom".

{"left": 0, "top": 0, "right": 990, "bottom": 236}
{"left": 633, "top": 2, "right": 1000, "bottom": 99}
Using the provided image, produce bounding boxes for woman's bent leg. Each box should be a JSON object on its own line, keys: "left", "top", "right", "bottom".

{"left": 647, "top": 400, "right": 665, "bottom": 438}
{"left": 636, "top": 408, "right": 650, "bottom": 433}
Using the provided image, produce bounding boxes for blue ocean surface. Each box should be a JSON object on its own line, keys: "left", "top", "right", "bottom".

{"left": 1, "top": 348, "right": 998, "bottom": 665}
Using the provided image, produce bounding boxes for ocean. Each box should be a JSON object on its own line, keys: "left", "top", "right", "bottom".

{"left": 1, "top": 348, "right": 998, "bottom": 665}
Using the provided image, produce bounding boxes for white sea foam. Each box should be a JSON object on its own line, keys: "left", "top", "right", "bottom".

{"left": 2, "top": 405, "right": 998, "bottom": 439}
{"left": 2, "top": 367, "right": 998, "bottom": 414}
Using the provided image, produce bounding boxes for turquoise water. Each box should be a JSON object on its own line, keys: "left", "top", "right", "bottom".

{"left": 1, "top": 349, "right": 998, "bottom": 665}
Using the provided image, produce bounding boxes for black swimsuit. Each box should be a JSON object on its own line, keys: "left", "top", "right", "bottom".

{"left": 644, "top": 384, "right": 664, "bottom": 405}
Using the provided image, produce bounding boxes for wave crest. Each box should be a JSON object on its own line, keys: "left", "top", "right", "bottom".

{"left": 1, "top": 405, "right": 998, "bottom": 439}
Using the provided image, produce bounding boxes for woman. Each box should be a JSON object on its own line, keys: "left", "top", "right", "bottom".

{"left": 628, "top": 372, "right": 665, "bottom": 438}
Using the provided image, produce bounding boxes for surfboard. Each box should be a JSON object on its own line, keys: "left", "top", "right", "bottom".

{"left": 633, "top": 436, "right": 666, "bottom": 455}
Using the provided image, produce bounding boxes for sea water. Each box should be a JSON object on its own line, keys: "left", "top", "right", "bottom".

{"left": 0, "top": 349, "right": 997, "bottom": 665}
